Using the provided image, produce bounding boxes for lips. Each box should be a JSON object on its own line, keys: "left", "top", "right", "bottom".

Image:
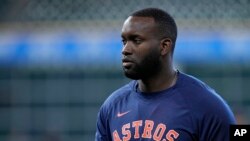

{"left": 122, "top": 58, "right": 134, "bottom": 68}
{"left": 123, "top": 62, "right": 133, "bottom": 67}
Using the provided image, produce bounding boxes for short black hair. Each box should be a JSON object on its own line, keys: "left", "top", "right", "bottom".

{"left": 130, "top": 8, "right": 177, "bottom": 52}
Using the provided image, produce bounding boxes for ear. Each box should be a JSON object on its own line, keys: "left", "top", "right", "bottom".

{"left": 160, "top": 38, "right": 172, "bottom": 56}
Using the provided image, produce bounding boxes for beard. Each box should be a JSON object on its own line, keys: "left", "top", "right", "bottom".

{"left": 123, "top": 50, "right": 162, "bottom": 80}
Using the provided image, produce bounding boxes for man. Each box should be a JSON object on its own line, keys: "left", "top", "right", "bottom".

{"left": 95, "top": 8, "right": 236, "bottom": 141}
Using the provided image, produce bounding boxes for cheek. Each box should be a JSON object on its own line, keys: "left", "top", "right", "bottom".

{"left": 141, "top": 48, "right": 161, "bottom": 65}
{"left": 135, "top": 41, "right": 161, "bottom": 62}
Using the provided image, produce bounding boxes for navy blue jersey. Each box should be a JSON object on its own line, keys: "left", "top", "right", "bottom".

{"left": 95, "top": 71, "right": 236, "bottom": 141}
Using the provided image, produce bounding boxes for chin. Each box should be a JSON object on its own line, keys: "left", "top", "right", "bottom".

{"left": 124, "top": 71, "right": 140, "bottom": 80}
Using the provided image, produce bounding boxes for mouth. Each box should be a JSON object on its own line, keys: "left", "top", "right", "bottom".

{"left": 122, "top": 62, "right": 133, "bottom": 67}
{"left": 122, "top": 58, "right": 134, "bottom": 68}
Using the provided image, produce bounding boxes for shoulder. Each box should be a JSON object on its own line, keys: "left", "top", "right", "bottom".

{"left": 177, "top": 72, "right": 235, "bottom": 121}
{"left": 98, "top": 81, "right": 135, "bottom": 115}
{"left": 178, "top": 72, "right": 212, "bottom": 91}
{"left": 178, "top": 72, "right": 222, "bottom": 100}
{"left": 179, "top": 72, "right": 236, "bottom": 139}
{"left": 96, "top": 81, "right": 134, "bottom": 140}
{"left": 104, "top": 81, "right": 134, "bottom": 106}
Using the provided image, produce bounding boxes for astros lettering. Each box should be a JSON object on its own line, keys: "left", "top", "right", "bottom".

{"left": 112, "top": 120, "right": 179, "bottom": 141}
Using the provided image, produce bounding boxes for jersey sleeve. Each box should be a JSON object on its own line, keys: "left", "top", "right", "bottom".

{"left": 200, "top": 111, "right": 235, "bottom": 141}
{"left": 183, "top": 73, "right": 236, "bottom": 140}
{"left": 95, "top": 105, "right": 111, "bottom": 141}
{"left": 196, "top": 93, "right": 236, "bottom": 141}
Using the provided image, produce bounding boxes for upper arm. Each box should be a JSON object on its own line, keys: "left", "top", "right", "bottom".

{"left": 95, "top": 106, "right": 111, "bottom": 141}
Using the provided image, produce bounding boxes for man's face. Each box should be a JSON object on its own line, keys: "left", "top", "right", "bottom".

{"left": 121, "top": 16, "right": 162, "bottom": 80}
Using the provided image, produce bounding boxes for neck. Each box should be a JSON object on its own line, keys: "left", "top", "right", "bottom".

{"left": 138, "top": 66, "right": 177, "bottom": 93}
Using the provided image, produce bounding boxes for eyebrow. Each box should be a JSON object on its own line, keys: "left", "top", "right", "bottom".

{"left": 121, "top": 34, "right": 142, "bottom": 39}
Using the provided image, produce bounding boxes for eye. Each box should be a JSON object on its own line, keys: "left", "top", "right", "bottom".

{"left": 122, "top": 39, "right": 127, "bottom": 45}
{"left": 134, "top": 38, "right": 142, "bottom": 44}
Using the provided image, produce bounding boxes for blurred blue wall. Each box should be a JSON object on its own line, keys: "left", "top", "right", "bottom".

{"left": 0, "top": 31, "right": 250, "bottom": 67}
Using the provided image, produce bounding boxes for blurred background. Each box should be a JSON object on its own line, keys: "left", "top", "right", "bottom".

{"left": 0, "top": 0, "right": 249, "bottom": 141}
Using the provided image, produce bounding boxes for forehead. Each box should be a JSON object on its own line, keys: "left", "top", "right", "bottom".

{"left": 121, "top": 16, "right": 157, "bottom": 37}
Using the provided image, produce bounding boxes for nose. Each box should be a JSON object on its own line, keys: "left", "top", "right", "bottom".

{"left": 122, "top": 42, "right": 132, "bottom": 56}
